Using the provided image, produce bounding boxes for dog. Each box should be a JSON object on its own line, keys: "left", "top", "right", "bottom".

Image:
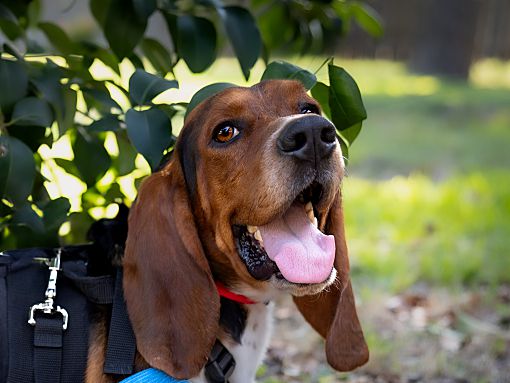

{"left": 86, "top": 79, "right": 369, "bottom": 382}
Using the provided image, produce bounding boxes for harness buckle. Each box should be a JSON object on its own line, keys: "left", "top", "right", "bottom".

{"left": 205, "top": 341, "right": 236, "bottom": 383}
{"left": 28, "top": 249, "right": 69, "bottom": 330}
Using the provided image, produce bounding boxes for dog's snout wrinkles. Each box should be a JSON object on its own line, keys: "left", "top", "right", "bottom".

{"left": 278, "top": 115, "right": 337, "bottom": 165}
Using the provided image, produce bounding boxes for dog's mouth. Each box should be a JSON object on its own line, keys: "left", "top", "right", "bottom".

{"left": 233, "top": 182, "right": 336, "bottom": 285}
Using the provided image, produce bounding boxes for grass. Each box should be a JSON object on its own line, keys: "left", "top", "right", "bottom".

{"left": 345, "top": 172, "right": 510, "bottom": 290}
{"left": 348, "top": 86, "right": 510, "bottom": 179}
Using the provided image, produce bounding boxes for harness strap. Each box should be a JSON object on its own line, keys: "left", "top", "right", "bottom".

{"left": 104, "top": 268, "right": 137, "bottom": 375}
{"left": 63, "top": 269, "right": 115, "bottom": 305}
{"left": 205, "top": 341, "right": 236, "bottom": 383}
{"left": 33, "top": 315, "right": 63, "bottom": 383}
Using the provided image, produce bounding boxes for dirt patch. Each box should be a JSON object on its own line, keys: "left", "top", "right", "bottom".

{"left": 260, "top": 285, "right": 510, "bottom": 383}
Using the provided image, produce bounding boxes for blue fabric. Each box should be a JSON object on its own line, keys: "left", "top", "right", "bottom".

{"left": 119, "top": 368, "right": 188, "bottom": 383}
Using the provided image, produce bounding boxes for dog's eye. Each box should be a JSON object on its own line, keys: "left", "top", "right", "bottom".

{"left": 300, "top": 104, "right": 320, "bottom": 115}
{"left": 213, "top": 125, "right": 240, "bottom": 143}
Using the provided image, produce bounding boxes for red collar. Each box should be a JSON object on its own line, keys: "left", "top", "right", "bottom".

{"left": 215, "top": 282, "right": 257, "bottom": 305}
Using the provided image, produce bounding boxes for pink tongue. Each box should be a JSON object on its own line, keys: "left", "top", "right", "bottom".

{"left": 258, "top": 203, "right": 335, "bottom": 284}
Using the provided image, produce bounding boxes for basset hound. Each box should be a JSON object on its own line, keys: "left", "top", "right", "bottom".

{"left": 86, "top": 79, "right": 369, "bottom": 382}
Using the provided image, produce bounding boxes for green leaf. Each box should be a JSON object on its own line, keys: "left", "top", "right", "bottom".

{"left": 340, "top": 121, "right": 363, "bottom": 145}
{"left": 31, "top": 170, "right": 50, "bottom": 205}
{"left": 0, "top": 1, "right": 31, "bottom": 18}
{"left": 11, "top": 97, "right": 54, "bottom": 127}
{"left": 129, "top": 69, "right": 178, "bottom": 106}
{"left": 38, "top": 22, "right": 77, "bottom": 54}
{"left": 87, "top": 114, "right": 121, "bottom": 132}
{"left": 133, "top": 0, "right": 156, "bottom": 19}
{"left": 6, "top": 124, "right": 49, "bottom": 152}
{"left": 157, "top": 104, "right": 180, "bottom": 120}
{"left": 2, "top": 42, "right": 24, "bottom": 61}
{"left": 311, "top": 81, "right": 331, "bottom": 119}
{"left": 350, "top": 2, "right": 383, "bottom": 38}
{"left": 125, "top": 107, "right": 173, "bottom": 170}
{"left": 56, "top": 87, "right": 77, "bottom": 136}
{"left": 42, "top": 197, "right": 70, "bottom": 232}
{"left": 0, "top": 136, "right": 35, "bottom": 205}
{"left": 185, "top": 82, "right": 236, "bottom": 119}
{"left": 0, "top": 57, "right": 28, "bottom": 112}
{"left": 337, "top": 132, "right": 349, "bottom": 158}
{"left": 82, "top": 87, "right": 122, "bottom": 113}
{"left": 53, "top": 158, "right": 80, "bottom": 179}
{"left": 175, "top": 15, "right": 217, "bottom": 73}
{"left": 114, "top": 131, "right": 137, "bottom": 176}
{"left": 27, "top": 0, "right": 41, "bottom": 28}
{"left": 255, "top": 1, "right": 289, "bottom": 52}
{"left": 328, "top": 64, "right": 366, "bottom": 145}
{"left": 12, "top": 203, "right": 44, "bottom": 233}
{"left": 73, "top": 130, "right": 112, "bottom": 186}
{"left": 104, "top": 182, "right": 124, "bottom": 202}
{"left": 90, "top": 0, "right": 111, "bottom": 27}
{"left": 93, "top": 46, "right": 120, "bottom": 75}
{"left": 64, "top": 211, "right": 95, "bottom": 244}
{"left": 140, "top": 38, "right": 174, "bottom": 75}
{"left": 94, "top": 0, "right": 147, "bottom": 59}
{"left": 0, "top": 4, "right": 23, "bottom": 40}
{"left": 219, "top": 6, "right": 261, "bottom": 80}
{"left": 261, "top": 61, "right": 317, "bottom": 90}
{"left": 30, "top": 64, "right": 75, "bottom": 136}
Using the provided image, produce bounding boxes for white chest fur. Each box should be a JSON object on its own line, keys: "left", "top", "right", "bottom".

{"left": 191, "top": 302, "right": 273, "bottom": 383}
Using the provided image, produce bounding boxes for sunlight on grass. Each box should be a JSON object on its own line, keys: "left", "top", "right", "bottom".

{"left": 471, "top": 59, "right": 510, "bottom": 89}
{"left": 345, "top": 171, "right": 510, "bottom": 290}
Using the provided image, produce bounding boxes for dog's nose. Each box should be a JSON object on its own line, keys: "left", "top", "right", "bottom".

{"left": 277, "top": 115, "right": 337, "bottom": 164}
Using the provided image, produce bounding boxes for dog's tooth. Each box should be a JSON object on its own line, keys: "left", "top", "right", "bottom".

{"left": 305, "top": 202, "right": 313, "bottom": 213}
{"left": 313, "top": 217, "right": 318, "bottom": 227}
{"left": 254, "top": 229, "right": 263, "bottom": 243}
{"left": 307, "top": 209, "right": 315, "bottom": 224}
{"left": 247, "top": 225, "right": 258, "bottom": 234}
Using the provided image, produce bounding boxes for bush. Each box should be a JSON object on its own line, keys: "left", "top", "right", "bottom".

{"left": 0, "top": 0, "right": 381, "bottom": 248}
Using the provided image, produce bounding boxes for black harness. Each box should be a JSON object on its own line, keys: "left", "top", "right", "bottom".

{"left": 0, "top": 243, "right": 235, "bottom": 383}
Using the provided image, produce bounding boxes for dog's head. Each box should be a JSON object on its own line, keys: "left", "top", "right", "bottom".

{"left": 124, "top": 80, "right": 368, "bottom": 378}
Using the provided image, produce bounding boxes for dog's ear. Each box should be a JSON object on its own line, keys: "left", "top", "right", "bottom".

{"left": 293, "top": 192, "right": 369, "bottom": 371}
{"left": 123, "top": 160, "right": 219, "bottom": 379}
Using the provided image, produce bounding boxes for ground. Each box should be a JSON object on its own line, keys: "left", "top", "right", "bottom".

{"left": 260, "top": 286, "right": 510, "bottom": 383}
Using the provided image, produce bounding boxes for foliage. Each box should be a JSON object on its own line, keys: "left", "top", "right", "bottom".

{"left": 0, "top": 0, "right": 380, "bottom": 248}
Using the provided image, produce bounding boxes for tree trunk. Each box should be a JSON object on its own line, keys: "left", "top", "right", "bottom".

{"left": 407, "top": 0, "right": 481, "bottom": 79}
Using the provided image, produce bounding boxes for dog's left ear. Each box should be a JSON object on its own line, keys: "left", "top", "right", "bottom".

{"left": 123, "top": 160, "right": 220, "bottom": 379}
{"left": 293, "top": 192, "right": 369, "bottom": 371}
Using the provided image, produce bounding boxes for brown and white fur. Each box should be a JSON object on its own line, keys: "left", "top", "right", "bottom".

{"left": 86, "top": 80, "right": 369, "bottom": 382}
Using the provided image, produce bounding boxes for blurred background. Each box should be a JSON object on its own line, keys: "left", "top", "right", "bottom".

{"left": 1, "top": 0, "right": 509, "bottom": 382}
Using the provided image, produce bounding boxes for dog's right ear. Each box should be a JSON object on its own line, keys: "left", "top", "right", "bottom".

{"left": 293, "top": 192, "right": 369, "bottom": 372}
{"left": 123, "top": 160, "right": 220, "bottom": 379}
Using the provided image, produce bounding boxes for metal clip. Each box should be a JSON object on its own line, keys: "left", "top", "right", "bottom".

{"left": 28, "top": 249, "right": 69, "bottom": 330}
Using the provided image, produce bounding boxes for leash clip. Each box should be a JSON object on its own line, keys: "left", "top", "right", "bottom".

{"left": 28, "top": 249, "right": 69, "bottom": 330}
